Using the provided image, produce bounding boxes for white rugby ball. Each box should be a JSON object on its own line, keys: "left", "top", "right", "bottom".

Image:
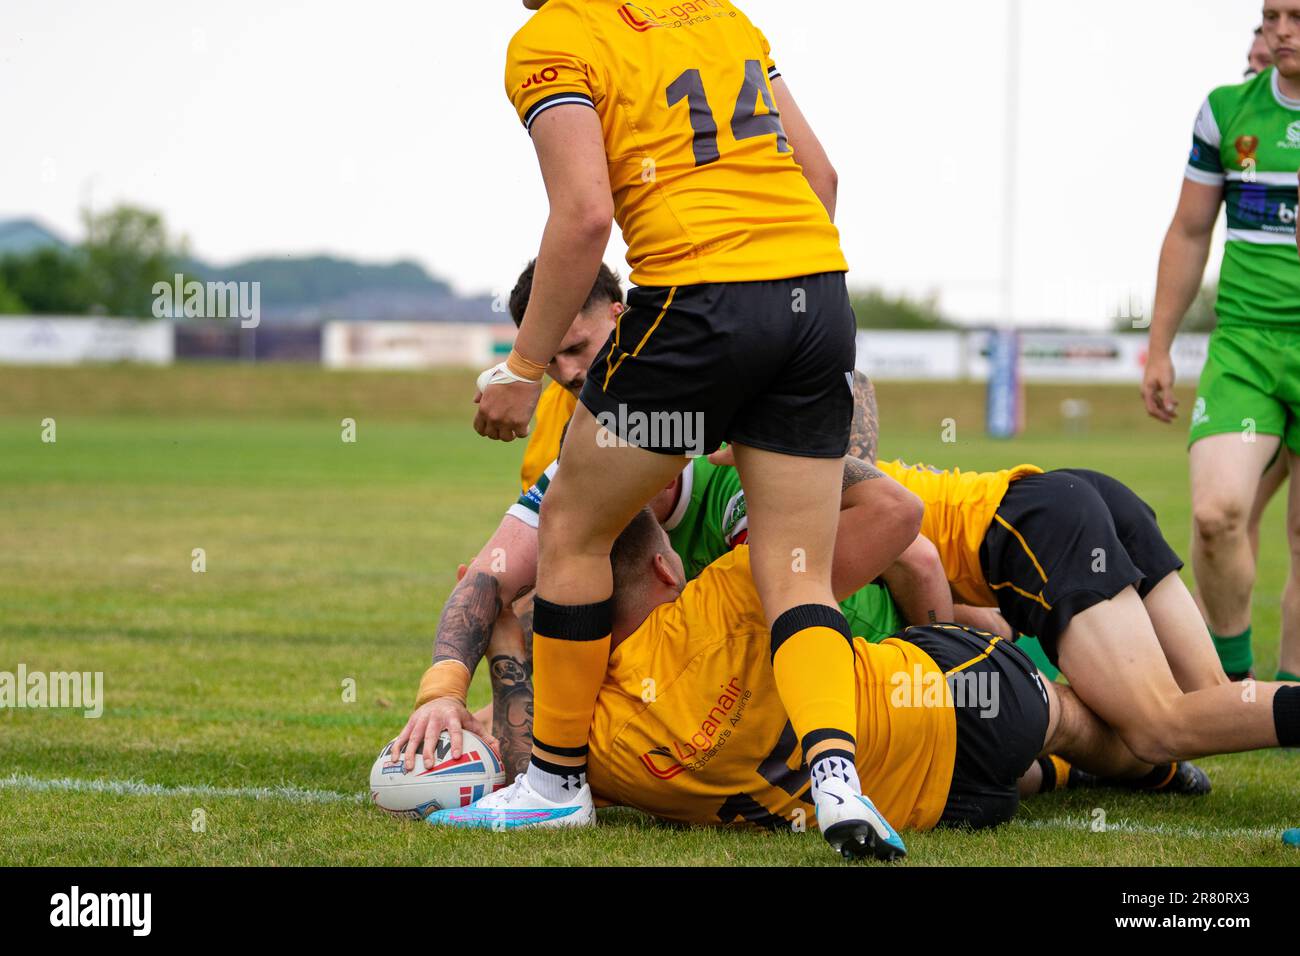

{"left": 369, "top": 731, "right": 505, "bottom": 820}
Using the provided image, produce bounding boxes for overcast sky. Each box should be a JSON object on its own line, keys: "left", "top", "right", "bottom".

{"left": 0, "top": 0, "right": 1266, "bottom": 326}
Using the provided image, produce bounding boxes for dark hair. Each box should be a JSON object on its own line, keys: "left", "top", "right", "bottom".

{"left": 508, "top": 259, "right": 623, "bottom": 328}
{"left": 609, "top": 508, "right": 668, "bottom": 617}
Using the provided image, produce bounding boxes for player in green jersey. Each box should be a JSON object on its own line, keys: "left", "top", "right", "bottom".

{"left": 1142, "top": 0, "right": 1300, "bottom": 683}
{"left": 510, "top": 456, "right": 915, "bottom": 644}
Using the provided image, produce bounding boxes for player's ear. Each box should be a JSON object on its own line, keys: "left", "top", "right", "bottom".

{"left": 651, "top": 552, "right": 678, "bottom": 588}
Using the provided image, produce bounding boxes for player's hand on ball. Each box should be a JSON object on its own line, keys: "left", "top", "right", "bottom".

{"left": 390, "top": 697, "right": 494, "bottom": 772}
{"left": 1140, "top": 352, "right": 1178, "bottom": 423}
{"left": 473, "top": 376, "right": 542, "bottom": 442}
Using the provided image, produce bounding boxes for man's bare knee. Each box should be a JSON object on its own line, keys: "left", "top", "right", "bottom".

{"left": 1193, "top": 498, "right": 1248, "bottom": 547}
{"left": 891, "top": 486, "right": 924, "bottom": 540}
{"left": 1114, "top": 708, "right": 1184, "bottom": 765}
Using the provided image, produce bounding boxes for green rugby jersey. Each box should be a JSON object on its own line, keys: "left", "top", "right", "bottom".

{"left": 505, "top": 457, "right": 749, "bottom": 579}
{"left": 1186, "top": 68, "right": 1300, "bottom": 328}
{"left": 506, "top": 457, "right": 903, "bottom": 640}
{"left": 659, "top": 457, "right": 748, "bottom": 580}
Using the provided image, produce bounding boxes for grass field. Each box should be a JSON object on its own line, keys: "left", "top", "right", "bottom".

{"left": 1, "top": 363, "right": 1297, "bottom": 866}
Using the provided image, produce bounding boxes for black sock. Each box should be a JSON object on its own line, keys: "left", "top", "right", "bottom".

{"left": 1035, "top": 756, "right": 1059, "bottom": 793}
{"left": 1135, "top": 763, "right": 1177, "bottom": 789}
{"left": 1274, "top": 685, "right": 1300, "bottom": 747}
{"left": 1104, "top": 763, "right": 1175, "bottom": 790}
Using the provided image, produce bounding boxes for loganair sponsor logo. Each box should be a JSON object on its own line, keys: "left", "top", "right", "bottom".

{"left": 520, "top": 66, "right": 562, "bottom": 91}
{"left": 622, "top": 1, "right": 731, "bottom": 31}
{"left": 640, "top": 746, "right": 687, "bottom": 780}
{"left": 639, "top": 677, "right": 751, "bottom": 777}
{"left": 618, "top": 2, "right": 661, "bottom": 30}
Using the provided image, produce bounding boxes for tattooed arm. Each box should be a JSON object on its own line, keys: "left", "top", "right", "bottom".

{"left": 847, "top": 370, "right": 879, "bottom": 465}
{"left": 488, "top": 601, "right": 535, "bottom": 779}
{"left": 431, "top": 514, "right": 539, "bottom": 673}
{"left": 391, "top": 513, "right": 539, "bottom": 769}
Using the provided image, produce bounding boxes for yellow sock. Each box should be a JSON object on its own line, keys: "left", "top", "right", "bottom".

{"left": 770, "top": 605, "right": 857, "bottom": 758}
{"left": 1046, "top": 754, "right": 1072, "bottom": 791}
{"left": 530, "top": 597, "right": 613, "bottom": 761}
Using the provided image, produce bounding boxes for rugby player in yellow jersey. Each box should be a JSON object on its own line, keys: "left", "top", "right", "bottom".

{"left": 446, "top": 0, "right": 904, "bottom": 858}
{"left": 512, "top": 260, "right": 622, "bottom": 493}
{"left": 434, "top": 511, "right": 1123, "bottom": 845}
{"left": 873, "top": 461, "right": 1300, "bottom": 776}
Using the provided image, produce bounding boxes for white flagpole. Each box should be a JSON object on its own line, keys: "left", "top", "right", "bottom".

{"left": 1000, "top": 0, "right": 1022, "bottom": 324}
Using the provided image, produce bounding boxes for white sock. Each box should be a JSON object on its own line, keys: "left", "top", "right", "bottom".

{"left": 810, "top": 751, "right": 861, "bottom": 797}
{"left": 526, "top": 758, "right": 586, "bottom": 802}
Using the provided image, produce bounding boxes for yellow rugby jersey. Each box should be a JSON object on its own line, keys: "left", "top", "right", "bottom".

{"left": 587, "top": 547, "right": 957, "bottom": 831}
{"left": 875, "top": 460, "right": 1044, "bottom": 607}
{"left": 520, "top": 380, "right": 577, "bottom": 492}
{"left": 504, "top": 0, "right": 848, "bottom": 286}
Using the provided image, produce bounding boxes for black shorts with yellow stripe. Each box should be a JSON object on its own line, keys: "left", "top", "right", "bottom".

{"left": 577, "top": 272, "right": 856, "bottom": 458}
{"left": 978, "top": 469, "right": 1185, "bottom": 666}
{"left": 904, "top": 624, "right": 1050, "bottom": 830}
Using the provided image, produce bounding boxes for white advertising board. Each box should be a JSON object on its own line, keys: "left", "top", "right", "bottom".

{"left": 0, "top": 317, "right": 173, "bottom": 365}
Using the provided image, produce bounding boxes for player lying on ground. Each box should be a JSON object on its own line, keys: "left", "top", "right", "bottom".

{"left": 398, "top": 444, "right": 1144, "bottom": 811}
{"left": 426, "top": 512, "right": 1133, "bottom": 847}
{"left": 874, "top": 460, "right": 1300, "bottom": 775}
{"left": 399, "top": 451, "right": 929, "bottom": 780}
{"left": 465, "top": 0, "right": 909, "bottom": 859}
{"left": 403, "top": 257, "right": 938, "bottom": 776}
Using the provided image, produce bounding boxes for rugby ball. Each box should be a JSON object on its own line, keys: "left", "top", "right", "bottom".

{"left": 369, "top": 731, "right": 505, "bottom": 819}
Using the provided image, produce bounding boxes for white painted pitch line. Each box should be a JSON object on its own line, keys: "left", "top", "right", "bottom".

{"left": 0, "top": 773, "right": 365, "bottom": 805}
{"left": 1014, "top": 815, "right": 1283, "bottom": 840}
{"left": 1, "top": 778, "right": 1290, "bottom": 839}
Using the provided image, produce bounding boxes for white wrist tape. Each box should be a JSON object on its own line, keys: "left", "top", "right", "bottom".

{"left": 476, "top": 361, "right": 539, "bottom": 393}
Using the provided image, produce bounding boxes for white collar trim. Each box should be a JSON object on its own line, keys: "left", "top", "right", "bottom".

{"left": 662, "top": 463, "right": 694, "bottom": 532}
{"left": 1272, "top": 68, "right": 1300, "bottom": 110}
